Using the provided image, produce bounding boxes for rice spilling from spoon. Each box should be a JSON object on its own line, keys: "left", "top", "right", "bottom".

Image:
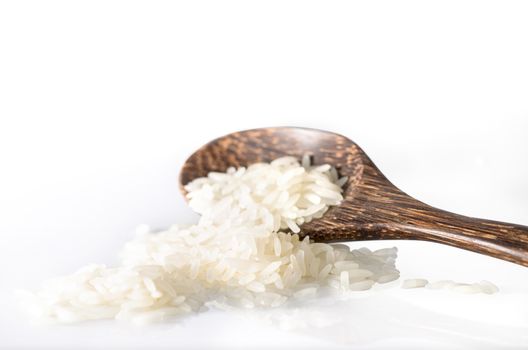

{"left": 18, "top": 156, "right": 399, "bottom": 325}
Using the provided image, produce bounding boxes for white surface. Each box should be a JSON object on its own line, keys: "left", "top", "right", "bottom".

{"left": 1, "top": 1, "right": 528, "bottom": 348}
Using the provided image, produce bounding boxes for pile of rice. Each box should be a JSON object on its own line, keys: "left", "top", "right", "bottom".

{"left": 18, "top": 156, "right": 399, "bottom": 325}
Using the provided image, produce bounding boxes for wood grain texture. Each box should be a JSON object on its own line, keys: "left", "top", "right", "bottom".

{"left": 179, "top": 127, "right": 528, "bottom": 267}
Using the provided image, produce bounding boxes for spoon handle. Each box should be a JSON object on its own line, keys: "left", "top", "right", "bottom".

{"left": 388, "top": 205, "right": 528, "bottom": 267}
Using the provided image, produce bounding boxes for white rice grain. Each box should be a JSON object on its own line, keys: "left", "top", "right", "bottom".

{"left": 401, "top": 279, "right": 429, "bottom": 289}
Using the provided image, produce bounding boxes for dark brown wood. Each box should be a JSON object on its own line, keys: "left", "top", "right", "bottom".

{"left": 179, "top": 127, "right": 528, "bottom": 267}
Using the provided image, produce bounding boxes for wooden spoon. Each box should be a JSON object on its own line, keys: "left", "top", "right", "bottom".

{"left": 179, "top": 127, "right": 528, "bottom": 267}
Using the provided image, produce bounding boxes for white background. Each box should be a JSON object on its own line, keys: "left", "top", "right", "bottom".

{"left": 1, "top": 1, "right": 527, "bottom": 349}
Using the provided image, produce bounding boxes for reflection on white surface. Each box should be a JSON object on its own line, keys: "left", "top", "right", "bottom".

{"left": 5, "top": 282, "right": 528, "bottom": 349}
{"left": 241, "top": 290, "right": 528, "bottom": 348}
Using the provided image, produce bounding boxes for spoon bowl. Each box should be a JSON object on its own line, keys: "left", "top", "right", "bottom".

{"left": 180, "top": 127, "right": 528, "bottom": 267}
